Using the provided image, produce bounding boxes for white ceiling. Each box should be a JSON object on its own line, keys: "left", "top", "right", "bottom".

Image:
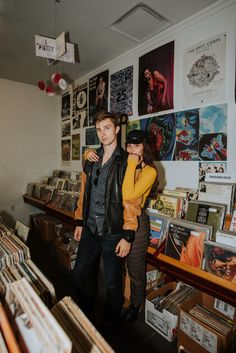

{"left": 0, "top": 0, "right": 220, "bottom": 86}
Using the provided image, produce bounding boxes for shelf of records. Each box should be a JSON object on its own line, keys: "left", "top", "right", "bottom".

{"left": 145, "top": 185, "right": 236, "bottom": 307}
{"left": 24, "top": 169, "right": 82, "bottom": 223}
{"left": 0, "top": 221, "right": 115, "bottom": 353}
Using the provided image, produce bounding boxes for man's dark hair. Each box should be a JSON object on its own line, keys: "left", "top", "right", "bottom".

{"left": 94, "top": 111, "right": 120, "bottom": 127}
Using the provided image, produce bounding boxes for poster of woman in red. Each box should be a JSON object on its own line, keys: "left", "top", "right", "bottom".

{"left": 138, "top": 41, "right": 174, "bottom": 116}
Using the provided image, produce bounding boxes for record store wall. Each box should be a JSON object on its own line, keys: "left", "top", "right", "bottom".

{"left": 0, "top": 78, "right": 60, "bottom": 225}
{"left": 61, "top": 0, "right": 236, "bottom": 190}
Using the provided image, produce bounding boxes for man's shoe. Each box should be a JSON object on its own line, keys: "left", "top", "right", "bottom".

{"left": 122, "top": 304, "right": 141, "bottom": 328}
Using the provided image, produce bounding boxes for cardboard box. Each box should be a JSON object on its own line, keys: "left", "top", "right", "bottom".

{"left": 178, "top": 292, "right": 235, "bottom": 353}
{"left": 30, "top": 213, "right": 62, "bottom": 241}
{"left": 145, "top": 282, "right": 178, "bottom": 341}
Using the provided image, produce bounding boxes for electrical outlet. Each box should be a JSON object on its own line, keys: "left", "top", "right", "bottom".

{"left": 10, "top": 205, "right": 15, "bottom": 211}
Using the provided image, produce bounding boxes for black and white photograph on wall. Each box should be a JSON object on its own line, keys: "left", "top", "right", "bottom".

{"left": 61, "top": 120, "right": 71, "bottom": 137}
{"left": 199, "top": 133, "right": 227, "bottom": 161}
{"left": 175, "top": 109, "right": 199, "bottom": 161}
{"left": 61, "top": 92, "right": 71, "bottom": 119}
{"left": 85, "top": 127, "right": 100, "bottom": 146}
{"left": 72, "top": 110, "right": 88, "bottom": 131}
{"left": 72, "top": 82, "right": 88, "bottom": 117}
{"left": 183, "top": 32, "right": 226, "bottom": 107}
{"left": 72, "top": 134, "right": 80, "bottom": 160}
{"left": 61, "top": 139, "right": 71, "bottom": 161}
{"left": 199, "top": 103, "right": 227, "bottom": 136}
{"left": 138, "top": 41, "right": 174, "bottom": 116}
{"left": 89, "top": 70, "right": 109, "bottom": 125}
{"left": 199, "top": 162, "right": 227, "bottom": 183}
{"left": 110, "top": 66, "right": 133, "bottom": 116}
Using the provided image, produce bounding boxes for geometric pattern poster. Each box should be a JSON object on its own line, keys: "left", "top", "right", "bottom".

{"left": 138, "top": 41, "right": 174, "bottom": 116}
{"left": 183, "top": 32, "right": 226, "bottom": 107}
{"left": 110, "top": 65, "right": 133, "bottom": 116}
{"left": 89, "top": 70, "right": 109, "bottom": 126}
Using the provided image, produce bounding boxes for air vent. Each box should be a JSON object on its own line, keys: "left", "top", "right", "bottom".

{"left": 110, "top": 4, "right": 171, "bottom": 42}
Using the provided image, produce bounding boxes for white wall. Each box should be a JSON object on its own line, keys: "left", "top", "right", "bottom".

{"left": 63, "top": 0, "right": 236, "bottom": 189}
{"left": 0, "top": 78, "right": 60, "bottom": 226}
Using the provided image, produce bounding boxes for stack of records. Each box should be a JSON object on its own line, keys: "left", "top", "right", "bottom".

{"left": 52, "top": 296, "right": 115, "bottom": 353}
{"left": 203, "top": 240, "right": 236, "bottom": 283}
{"left": 165, "top": 219, "right": 212, "bottom": 268}
{"left": 0, "top": 233, "right": 30, "bottom": 271}
{"left": 186, "top": 200, "right": 227, "bottom": 240}
{"left": 0, "top": 259, "right": 56, "bottom": 307}
{"left": 5, "top": 278, "right": 72, "bottom": 353}
{"left": 198, "top": 181, "right": 235, "bottom": 214}
{"left": 147, "top": 209, "right": 171, "bottom": 248}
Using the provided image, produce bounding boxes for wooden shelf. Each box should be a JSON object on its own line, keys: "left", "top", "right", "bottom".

{"left": 23, "top": 194, "right": 76, "bottom": 225}
{"left": 156, "top": 253, "right": 236, "bottom": 307}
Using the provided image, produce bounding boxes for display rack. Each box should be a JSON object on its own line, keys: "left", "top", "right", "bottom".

{"left": 156, "top": 253, "right": 236, "bottom": 307}
{"left": 23, "top": 194, "right": 76, "bottom": 225}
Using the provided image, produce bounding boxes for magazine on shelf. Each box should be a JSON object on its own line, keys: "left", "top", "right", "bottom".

{"left": 203, "top": 240, "right": 236, "bottom": 283}
{"left": 147, "top": 209, "right": 171, "bottom": 247}
{"left": 198, "top": 181, "right": 235, "bottom": 214}
{"left": 186, "top": 200, "right": 227, "bottom": 241}
{"left": 164, "top": 219, "right": 212, "bottom": 268}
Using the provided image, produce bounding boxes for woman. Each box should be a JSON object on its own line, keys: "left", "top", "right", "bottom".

{"left": 87, "top": 129, "right": 157, "bottom": 326}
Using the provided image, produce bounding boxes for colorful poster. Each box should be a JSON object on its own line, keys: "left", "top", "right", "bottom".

{"left": 175, "top": 109, "right": 199, "bottom": 161}
{"left": 199, "top": 133, "right": 227, "bottom": 161}
{"left": 72, "top": 134, "right": 80, "bottom": 160}
{"left": 89, "top": 70, "right": 109, "bottom": 125}
{"left": 183, "top": 32, "right": 226, "bottom": 107}
{"left": 138, "top": 41, "right": 174, "bottom": 116}
{"left": 126, "top": 119, "right": 141, "bottom": 136}
{"left": 140, "top": 114, "right": 175, "bottom": 161}
{"left": 199, "top": 103, "right": 227, "bottom": 135}
{"left": 110, "top": 66, "right": 133, "bottom": 116}
{"left": 61, "top": 139, "right": 71, "bottom": 161}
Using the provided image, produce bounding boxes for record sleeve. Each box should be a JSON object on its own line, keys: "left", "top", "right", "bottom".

{"left": 165, "top": 219, "right": 212, "bottom": 268}
{"left": 203, "top": 240, "right": 236, "bottom": 283}
{"left": 147, "top": 209, "right": 171, "bottom": 247}
{"left": 186, "top": 200, "right": 227, "bottom": 240}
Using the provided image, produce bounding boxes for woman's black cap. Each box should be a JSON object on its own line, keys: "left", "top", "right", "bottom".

{"left": 126, "top": 129, "right": 146, "bottom": 144}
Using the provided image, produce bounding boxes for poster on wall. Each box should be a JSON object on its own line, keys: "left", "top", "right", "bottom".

{"left": 61, "top": 120, "right": 71, "bottom": 137}
{"left": 110, "top": 66, "right": 133, "bottom": 116}
{"left": 199, "top": 133, "right": 227, "bottom": 161}
{"left": 138, "top": 41, "right": 174, "bottom": 116}
{"left": 174, "top": 109, "right": 199, "bottom": 161}
{"left": 89, "top": 70, "right": 109, "bottom": 125}
{"left": 72, "top": 110, "right": 88, "bottom": 131}
{"left": 61, "top": 92, "right": 71, "bottom": 119}
{"left": 183, "top": 32, "right": 226, "bottom": 107}
{"left": 61, "top": 139, "right": 71, "bottom": 161}
{"left": 72, "top": 82, "right": 88, "bottom": 117}
{"left": 72, "top": 134, "right": 80, "bottom": 160}
{"left": 199, "top": 103, "right": 227, "bottom": 135}
{"left": 85, "top": 127, "right": 100, "bottom": 146}
{"left": 139, "top": 114, "right": 176, "bottom": 161}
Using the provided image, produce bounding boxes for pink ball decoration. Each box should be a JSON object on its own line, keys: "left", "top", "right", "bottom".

{"left": 46, "top": 86, "right": 56, "bottom": 96}
{"left": 51, "top": 72, "right": 62, "bottom": 84}
{"left": 37, "top": 80, "right": 46, "bottom": 91}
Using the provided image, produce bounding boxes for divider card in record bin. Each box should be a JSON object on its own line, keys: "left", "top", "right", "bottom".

{"left": 147, "top": 209, "right": 171, "bottom": 247}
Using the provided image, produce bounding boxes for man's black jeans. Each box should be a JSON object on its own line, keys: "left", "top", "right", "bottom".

{"left": 73, "top": 227, "right": 124, "bottom": 324}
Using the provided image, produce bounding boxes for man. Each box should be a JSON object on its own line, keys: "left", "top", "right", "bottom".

{"left": 144, "top": 68, "right": 169, "bottom": 113}
{"left": 73, "top": 111, "right": 136, "bottom": 326}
